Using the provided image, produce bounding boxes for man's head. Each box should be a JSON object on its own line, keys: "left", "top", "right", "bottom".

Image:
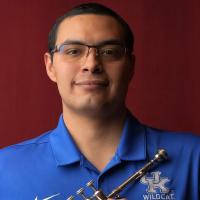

{"left": 48, "top": 3, "right": 134, "bottom": 58}
{"left": 44, "top": 3, "right": 135, "bottom": 118}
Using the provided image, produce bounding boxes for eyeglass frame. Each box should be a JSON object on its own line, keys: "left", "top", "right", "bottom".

{"left": 50, "top": 40, "right": 130, "bottom": 62}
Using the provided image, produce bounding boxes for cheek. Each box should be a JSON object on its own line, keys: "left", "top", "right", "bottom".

{"left": 54, "top": 63, "right": 78, "bottom": 92}
{"left": 108, "top": 65, "right": 131, "bottom": 89}
{"left": 107, "top": 65, "right": 132, "bottom": 101}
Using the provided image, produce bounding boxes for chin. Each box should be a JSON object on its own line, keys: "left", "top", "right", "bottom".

{"left": 77, "top": 103, "right": 106, "bottom": 113}
{"left": 62, "top": 93, "right": 123, "bottom": 115}
{"left": 64, "top": 99, "right": 112, "bottom": 115}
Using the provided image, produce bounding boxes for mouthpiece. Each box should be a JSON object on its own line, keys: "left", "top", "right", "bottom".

{"left": 155, "top": 149, "right": 168, "bottom": 162}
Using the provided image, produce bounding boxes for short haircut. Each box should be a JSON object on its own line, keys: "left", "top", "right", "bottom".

{"left": 48, "top": 2, "right": 134, "bottom": 56}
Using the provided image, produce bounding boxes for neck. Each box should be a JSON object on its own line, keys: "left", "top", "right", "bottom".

{"left": 62, "top": 106, "right": 127, "bottom": 171}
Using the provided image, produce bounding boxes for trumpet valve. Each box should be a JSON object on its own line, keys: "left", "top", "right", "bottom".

{"left": 86, "top": 180, "right": 97, "bottom": 192}
{"left": 76, "top": 188, "right": 90, "bottom": 200}
{"left": 67, "top": 195, "right": 75, "bottom": 200}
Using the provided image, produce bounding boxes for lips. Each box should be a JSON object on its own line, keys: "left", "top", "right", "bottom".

{"left": 73, "top": 79, "right": 109, "bottom": 90}
{"left": 74, "top": 80, "right": 109, "bottom": 86}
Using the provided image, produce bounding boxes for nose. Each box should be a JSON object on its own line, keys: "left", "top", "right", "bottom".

{"left": 81, "top": 48, "right": 103, "bottom": 74}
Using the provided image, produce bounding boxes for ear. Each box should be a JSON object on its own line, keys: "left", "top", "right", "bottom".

{"left": 128, "top": 53, "right": 135, "bottom": 81}
{"left": 44, "top": 52, "right": 57, "bottom": 83}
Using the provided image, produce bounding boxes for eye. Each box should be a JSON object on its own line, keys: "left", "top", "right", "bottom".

{"left": 101, "top": 49, "right": 115, "bottom": 55}
{"left": 59, "top": 44, "right": 85, "bottom": 57}
{"left": 64, "top": 48, "right": 81, "bottom": 56}
{"left": 100, "top": 47, "right": 123, "bottom": 58}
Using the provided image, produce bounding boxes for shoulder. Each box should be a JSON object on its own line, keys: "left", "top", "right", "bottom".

{"left": 144, "top": 125, "right": 200, "bottom": 157}
{"left": 0, "top": 130, "right": 58, "bottom": 193}
{"left": 0, "top": 130, "right": 53, "bottom": 166}
{"left": 146, "top": 125, "right": 200, "bottom": 144}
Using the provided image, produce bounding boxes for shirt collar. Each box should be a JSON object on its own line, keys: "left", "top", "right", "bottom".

{"left": 116, "top": 112, "right": 146, "bottom": 161}
{"left": 50, "top": 115, "right": 81, "bottom": 166}
{"left": 50, "top": 113, "right": 147, "bottom": 166}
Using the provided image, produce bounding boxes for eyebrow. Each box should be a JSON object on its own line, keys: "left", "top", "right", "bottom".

{"left": 57, "top": 39, "right": 124, "bottom": 47}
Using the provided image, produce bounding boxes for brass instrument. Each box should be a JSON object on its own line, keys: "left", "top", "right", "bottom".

{"left": 67, "top": 149, "right": 168, "bottom": 200}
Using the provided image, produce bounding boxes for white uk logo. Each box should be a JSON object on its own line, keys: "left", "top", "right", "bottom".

{"left": 34, "top": 193, "right": 60, "bottom": 200}
{"left": 140, "top": 171, "right": 176, "bottom": 200}
{"left": 140, "top": 171, "right": 170, "bottom": 193}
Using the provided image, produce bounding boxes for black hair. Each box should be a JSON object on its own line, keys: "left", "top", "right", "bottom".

{"left": 48, "top": 2, "right": 134, "bottom": 55}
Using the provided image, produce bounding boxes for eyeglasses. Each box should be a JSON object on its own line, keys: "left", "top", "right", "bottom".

{"left": 51, "top": 42, "right": 127, "bottom": 64}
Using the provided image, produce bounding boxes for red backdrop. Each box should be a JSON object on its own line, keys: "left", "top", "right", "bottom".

{"left": 0, "top": 0, "right": 200, "bottom": 148}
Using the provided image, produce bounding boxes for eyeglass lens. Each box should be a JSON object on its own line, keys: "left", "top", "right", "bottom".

{"left": 57, "top": 43, "right": 126, "bottom": 63}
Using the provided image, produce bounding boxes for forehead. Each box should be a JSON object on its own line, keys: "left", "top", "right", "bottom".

{"left": 56, "top": 14, "right": 124, "bottom": 45}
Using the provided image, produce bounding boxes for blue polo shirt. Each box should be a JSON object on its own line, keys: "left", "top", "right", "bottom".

{"left": 0, "top": 113, "right": 199, "bottom": 200}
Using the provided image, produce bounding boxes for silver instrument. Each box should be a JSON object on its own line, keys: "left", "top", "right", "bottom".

{"left": 67, "top": 149, "right": 168, "bottom": 200}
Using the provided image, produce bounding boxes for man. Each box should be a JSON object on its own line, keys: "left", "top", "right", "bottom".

{"left": 0, "top": 3, "right": 199, "bottom": 200}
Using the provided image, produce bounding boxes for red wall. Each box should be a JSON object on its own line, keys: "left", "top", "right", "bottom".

{"left": 0, "top": 0, "right": 200, "bottom": 148}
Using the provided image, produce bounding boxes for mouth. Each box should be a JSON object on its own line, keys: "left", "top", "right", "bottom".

{"left": 73, "top": 80, "right": 109, "bottom": 90}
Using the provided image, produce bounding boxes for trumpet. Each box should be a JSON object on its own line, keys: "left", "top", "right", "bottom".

{"left": 67, "top": 149, "right": 168, "bottom": 200}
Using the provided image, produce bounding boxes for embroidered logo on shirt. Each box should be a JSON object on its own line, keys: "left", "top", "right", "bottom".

{"left": 34, "top": 193, "right": 60, "bottom": 200}
{"left": 140, "top": 171, "right": 175, "bottom": 200}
